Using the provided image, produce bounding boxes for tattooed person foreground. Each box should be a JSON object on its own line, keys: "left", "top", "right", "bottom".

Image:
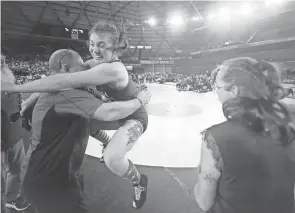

{"left": 1, "top": 49, "right": 151, "bottom": 213}
{"left": 194, "top": 58, "right": 295, "bottom": 213}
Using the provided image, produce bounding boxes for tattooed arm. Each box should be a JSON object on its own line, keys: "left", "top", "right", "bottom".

{"left": 194, "top": 130, "right": 223, "bottom": 212}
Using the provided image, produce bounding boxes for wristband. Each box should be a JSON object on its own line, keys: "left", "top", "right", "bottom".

{"left": 136, "top": 97, "right": 144, "bottom": 107}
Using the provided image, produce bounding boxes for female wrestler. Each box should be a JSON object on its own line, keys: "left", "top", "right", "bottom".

{"left": 1, "top": 21, "right": 148, "bottom": 209}
{"left": 194, "top": 57, "right": 295, "bottom": 213}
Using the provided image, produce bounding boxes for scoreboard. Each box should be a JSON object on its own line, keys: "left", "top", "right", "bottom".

{"left": 32, "top": 24, "right": 89, "bottom": 40}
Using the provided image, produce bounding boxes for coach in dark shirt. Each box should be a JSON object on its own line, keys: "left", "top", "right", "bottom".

{"left": 15, "top": 49, "right": 151, "bottom": 213}
{"left": 194, "top": 58, "right": 295, "bottom": 213}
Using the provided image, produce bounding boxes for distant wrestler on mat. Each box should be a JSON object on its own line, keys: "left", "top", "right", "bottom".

{"left": 1, "top": 49, "right": 151, "bottom": 213}
{"left": 2, "top": 20, "right": 150, "bottom": 209}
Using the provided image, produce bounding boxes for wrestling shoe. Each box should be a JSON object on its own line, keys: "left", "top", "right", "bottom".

{"left": 132, "top": 174, "right": 148, "bottom": 209}
{"left": 5, "top": 197, "right": 29, "bottom": 211}
{"left": 100, "top": 143, "right": 108, "bottom": 163}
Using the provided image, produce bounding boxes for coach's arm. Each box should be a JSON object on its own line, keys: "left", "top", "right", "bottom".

{"left": 92, "top": 89, "right": 150, "bottom": 121}
{"left": 93, "top": 100, "right": 141, "bottom": 121}
{"left": 55, "top": 89, "right": 151, "bottom": 122}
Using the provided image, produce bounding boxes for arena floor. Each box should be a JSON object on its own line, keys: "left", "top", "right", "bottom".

{"left": 86, "top": 83, "right": 226, "bottom": 168}
{"left": 82, "top": 83, "right": 226, "bottom": 213}
{"left": 20, "top": 83, "right": 295, "bottom": 213}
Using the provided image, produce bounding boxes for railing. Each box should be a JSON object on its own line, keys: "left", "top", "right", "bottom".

{"left": 191, "top": 37, "right": 295, "bottom": 56}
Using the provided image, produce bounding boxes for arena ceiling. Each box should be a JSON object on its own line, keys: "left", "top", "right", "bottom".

{"left": 2, "top": 1, "right": 295, "bottom": 58}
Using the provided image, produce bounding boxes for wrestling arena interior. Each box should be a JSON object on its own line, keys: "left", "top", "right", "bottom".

{"left": 1, "top": 1, "right": 295, "bottom": 213}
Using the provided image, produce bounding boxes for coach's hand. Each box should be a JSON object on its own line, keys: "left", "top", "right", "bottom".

{"left": 101, "top": 94, "right": 112, "bottom": 103}
{"left": 21, "top": 101, "right": 30, "bottom": 116}
{"left": 20, "top": 93, "right": 40, "bottom": 116}
{"left": 137, "top": 90, "right": 151, "bottom": 107}
{"left": 138, "top": 84, "right": 147, "bottom": 92}
{"left": 91, "top": 89, "right": 111, "bottom": 102}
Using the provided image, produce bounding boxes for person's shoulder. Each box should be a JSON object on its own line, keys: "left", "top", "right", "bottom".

{"left": 112, "top": 60, "right": 127, "bottom": 71}
{"left": 110, "top": 61, "right": 128, "bottom": 80}
{"left": 206, "top": 120, "right": 240, "bottom": 135}
{"left": 32, "top": 93, "right": 55, "bottom": 113}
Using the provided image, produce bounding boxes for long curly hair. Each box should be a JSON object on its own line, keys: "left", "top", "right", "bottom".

{"left": 212, "top": 57, "right": 295, "bottom": 146}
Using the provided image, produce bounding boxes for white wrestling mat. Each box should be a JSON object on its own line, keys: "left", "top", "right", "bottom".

{"left": 86, "top": 83, "right": 226, "bottom": 168}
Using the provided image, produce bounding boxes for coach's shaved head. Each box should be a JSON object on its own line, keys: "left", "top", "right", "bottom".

{"left": 49, "top": 49, "right": 85, "bottom": 74}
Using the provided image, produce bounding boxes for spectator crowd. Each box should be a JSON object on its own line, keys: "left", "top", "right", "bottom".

{"left": 6, "top": 56, "right": 50, "bottom": 84}
{"left": 4, "top": 55, "right": 295, "bottom": 93}
{"left": 282, "top": 68, "right": 295, "bottom": 84}
{"left": 129, "top": 71, "right": 213, "bottom": 93}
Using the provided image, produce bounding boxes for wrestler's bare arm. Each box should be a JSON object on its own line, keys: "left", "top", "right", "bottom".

{"left": 4, "top": 62, "right": 126, "bottom": 93}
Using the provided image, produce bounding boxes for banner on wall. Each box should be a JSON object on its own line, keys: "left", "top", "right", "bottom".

{"left": 140, "top": 60, "right": 174, "bottom": 65}
{"left": 125, "top": 64, "right": 142, "bottom": 68}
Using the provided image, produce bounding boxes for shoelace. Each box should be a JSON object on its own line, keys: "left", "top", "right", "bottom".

{"left": 134, "top": 185, "right": 145, "bottom": 200}
{"left": 101, "top": 143, "right": 108, "bottom": 153}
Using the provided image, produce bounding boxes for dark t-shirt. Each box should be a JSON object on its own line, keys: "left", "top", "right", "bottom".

{"left": 23, "top": 89, "right": 103, "bottom": 192}
{"left": 208, "top": 120, "right": 295, "bottom": 213}
{"left": 1, "top": 92, "right": 22, "bottom": 150}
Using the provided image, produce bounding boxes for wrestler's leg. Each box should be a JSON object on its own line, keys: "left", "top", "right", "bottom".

{"left": 103, "top": 119, "right": 142, "bottom": 178}
{"left": 103, "top": 119, "right": 147, "bottom": 209}
{"left": 89, "top": 120, "right": 120, "bottom": 163}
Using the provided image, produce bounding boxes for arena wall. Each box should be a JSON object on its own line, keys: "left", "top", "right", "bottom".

{"left": 173, "top": 39, "right": 295, "bottom": 74}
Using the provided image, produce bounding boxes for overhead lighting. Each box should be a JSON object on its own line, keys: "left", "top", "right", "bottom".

{"left": 137, "top": 46, "right": 144, "bottom": 49}
{"left": 129, "top": 45, "right": 136, "bottom": 49}
{"left": 264, "top": 0, "right": 286, "bottom": 6}
{"left": 191, "top": 16, "right": 200, "bottom": 21}
{"left": 207, "top": 13, "right": 216, "bottom": 21}
{"left": 168, "top": 15, "right": 185, "bottom": 26}
{"left": 147, "top": 17, "right": 157, "bottom": 27}
{"left": 218, "top": 7, "right": 231, "bottom": 22}
{"left": 145, "top": 46, "right": 152, "bottom": 49}
{"left": 239, "top": 3, "right": 254, "bottom": 16}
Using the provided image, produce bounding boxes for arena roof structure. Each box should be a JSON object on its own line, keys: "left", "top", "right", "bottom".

{"left": 2, "top": 1, "right": 295, "bottom": 58}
